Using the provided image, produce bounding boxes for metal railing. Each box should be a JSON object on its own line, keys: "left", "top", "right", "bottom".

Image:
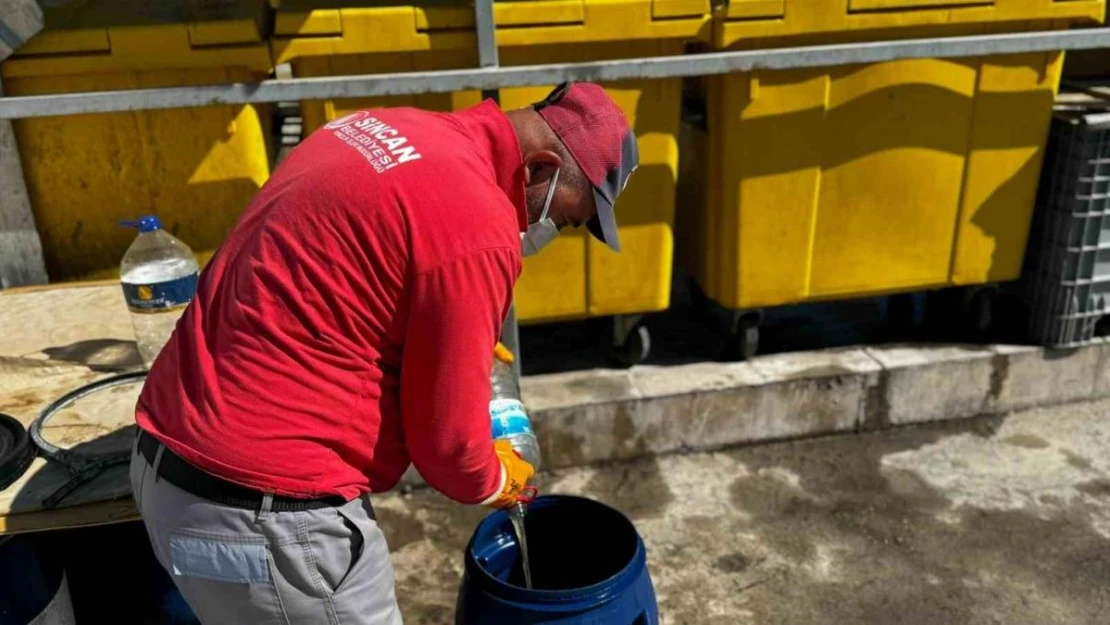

{"left": 2, "top": 27, "right": 1110, "bottom": 119}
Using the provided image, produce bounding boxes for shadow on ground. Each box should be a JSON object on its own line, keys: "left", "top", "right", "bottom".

{"left": 382, "top": 405, "right": 1110, "bottom": 625}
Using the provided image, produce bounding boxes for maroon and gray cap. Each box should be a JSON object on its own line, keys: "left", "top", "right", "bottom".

{"left": 532, "top": 82, "right": 639, "bottom": 252}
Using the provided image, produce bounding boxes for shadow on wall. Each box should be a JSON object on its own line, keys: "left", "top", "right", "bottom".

{"left": 733, "top": 83, "right": 974, "bottom": 179}
{"left": 967, "top": 128, "right": 1054, "bottom": 284}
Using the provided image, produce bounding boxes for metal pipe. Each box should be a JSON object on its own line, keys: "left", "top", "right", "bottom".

{"left": 473, "top": 0, "right": 500, "bottom": 72}
{"left": 3, "top": 27, "right": 1110, "bottom": 119}
{"left": 472, "top": 0, "right": 516, "bottom": 367}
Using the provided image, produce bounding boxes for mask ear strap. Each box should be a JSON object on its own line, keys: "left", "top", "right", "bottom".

{"left": 538, "top": 167, "right": 561, "bottom": 221}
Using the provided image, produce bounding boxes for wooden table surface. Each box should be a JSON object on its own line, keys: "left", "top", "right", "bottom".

{"left": 0, "top": 281, "right": 144, "bottom": 534}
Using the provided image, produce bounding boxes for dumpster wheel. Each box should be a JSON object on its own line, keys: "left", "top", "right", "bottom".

{"left": 726, "top": 312, "right": 761, "bottom": 361}
{"left": 964, "top": 286, "right": 996, "bottom": 338}
{"left": 606, "top": 315, "right": 651, "bottom": 368}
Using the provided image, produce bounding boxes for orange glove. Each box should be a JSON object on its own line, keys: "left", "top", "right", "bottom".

{"left": 485, "top": 439, "right": 537, "bottom": 509}
{"left": 494, "top": 342, "right": 515, "bottom": 365}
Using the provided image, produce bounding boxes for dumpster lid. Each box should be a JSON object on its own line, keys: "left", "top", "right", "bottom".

{"left": 14, "top": 0, "right": 265, "bottom": 58}
{"left": 274, "top": 0, "right": 585, "bottom": 36}
{"left": 274, "top": 0, "right": 709, "bottom": 36}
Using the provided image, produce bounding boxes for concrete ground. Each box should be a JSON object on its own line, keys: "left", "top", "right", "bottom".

{"left": 377, "top": 398, "right": 1110, "bottom": 625}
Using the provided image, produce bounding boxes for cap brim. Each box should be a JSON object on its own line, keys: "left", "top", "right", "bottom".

{"left": 584, "top": 129, "right": 638, "bottom": 253}
{"left": 586, "top": 189, "right": 620, "bottom": 252}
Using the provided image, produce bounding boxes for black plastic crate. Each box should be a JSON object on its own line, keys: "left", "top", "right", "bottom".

{"left": 1024, "top": 109, "right": 1110, "bottom": 347}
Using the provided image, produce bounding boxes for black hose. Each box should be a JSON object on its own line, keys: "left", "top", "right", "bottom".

{"left": 29, "top": 370, "right": 146, "bottom": 461}
{"left": 29, "top": 371, "right": 147, "bottom": 508}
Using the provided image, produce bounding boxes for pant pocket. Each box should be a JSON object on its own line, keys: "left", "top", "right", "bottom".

{"left": 312, "top": 506, "right": 367, "bottom": 596}
{"left": 267, "top": 513, "right": 357, "bottom": 601}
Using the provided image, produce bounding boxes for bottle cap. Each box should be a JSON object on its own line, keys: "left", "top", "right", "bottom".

{"left": 119, "top": 215, "right": 162, "bottom": 233}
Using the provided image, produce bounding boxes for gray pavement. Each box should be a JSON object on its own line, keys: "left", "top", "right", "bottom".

{"left": 377, "top": 398, "right": 1110, "bottom": 625}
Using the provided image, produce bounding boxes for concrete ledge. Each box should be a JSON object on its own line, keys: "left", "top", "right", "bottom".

{"left": 864, "top": 345, "right": 996, "bottom": 426}
{"left": 526, "top": 340, "right": 1110, "bottom": 470}
{"left": 524, "top": 348, "right": 883, "bottom": 469}
{"left": 397, "top": 340, "right": 1110, "bottom": 487}
{"left": 987, "top": 344, "right": 1102, "bottom": 413}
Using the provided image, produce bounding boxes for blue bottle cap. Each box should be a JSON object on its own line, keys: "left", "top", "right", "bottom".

{"left": 119, "top": 215, "right": 162, "bottom": 233}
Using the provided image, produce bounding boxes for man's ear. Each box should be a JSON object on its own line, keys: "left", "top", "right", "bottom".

{"left": 522, "top": 150, "right": 562, "bottom": 187}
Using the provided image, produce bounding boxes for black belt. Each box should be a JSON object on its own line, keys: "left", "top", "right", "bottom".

{"left": 137, "top": 430, "right": 346, "bottom": 512}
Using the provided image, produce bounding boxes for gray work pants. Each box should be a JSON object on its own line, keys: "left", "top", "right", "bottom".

{"left": 130, "top": 437, "right": 404, "bottom": 625}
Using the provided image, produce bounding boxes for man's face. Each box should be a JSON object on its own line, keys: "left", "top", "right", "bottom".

{"left": 525, "top": 165, "right": 596, "bottom": 231}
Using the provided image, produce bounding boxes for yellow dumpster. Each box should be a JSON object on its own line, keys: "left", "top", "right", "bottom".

{"left": 713, "top": 0, "right": 1104, "bottom": 44}
{"left": 677, "top": 0, "right": 1105, "bottom": 356}
{"left": 271, "top": 0, "right": 710, "bottom": 363}
{"left": 1, "top": 4, "right": 273, "bottom": 282}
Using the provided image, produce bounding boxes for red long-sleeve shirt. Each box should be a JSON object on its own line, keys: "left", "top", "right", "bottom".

{"left": 135, "top": 100, "right": 527, "bottom": 503}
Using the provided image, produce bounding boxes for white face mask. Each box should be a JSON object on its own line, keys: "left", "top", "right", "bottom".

{"left": 521, "top": 168, "right": 561, "bottom": 257}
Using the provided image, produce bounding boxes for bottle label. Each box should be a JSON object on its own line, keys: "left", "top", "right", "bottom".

{"left": 121, "top": 272, "right": 199, "bottom": 313}
{"left": 489, "top": 398, "right": 534, "bottom": 439}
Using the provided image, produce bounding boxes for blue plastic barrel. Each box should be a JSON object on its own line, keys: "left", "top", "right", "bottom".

{"left": 456, "top": 495, "right": 658, "bottom": 624}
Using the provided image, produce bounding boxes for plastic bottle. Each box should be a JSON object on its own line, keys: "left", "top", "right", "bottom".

{"left": 490, "top": 348, "right": 541, "bottom": 471}
{"left": 119, "top": 215, "right": 200, "bottom": 368}
{"left": 491, "top": 344, "right": 539, "bottom": 588}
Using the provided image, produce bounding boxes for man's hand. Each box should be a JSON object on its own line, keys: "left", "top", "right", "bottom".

{"left": 485, "top": 440, "right": 537, "bottom": 509}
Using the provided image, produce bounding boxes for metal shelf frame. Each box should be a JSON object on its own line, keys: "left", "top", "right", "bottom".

{"left": 2, "top": 26, "right": 1110, "bottom": 119}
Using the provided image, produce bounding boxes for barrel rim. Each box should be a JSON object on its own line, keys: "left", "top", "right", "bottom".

{"left": 463, "top": 494, "right": 648, "bottom": 606}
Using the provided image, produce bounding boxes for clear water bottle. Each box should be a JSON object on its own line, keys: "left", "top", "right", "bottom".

{"left": 490, "top": 348, "right": 541, "bottom": 471}
{"left": 119, "top": 215, "right": 200, "bottom": 368}
{"left": 491, "top": 344, "right": 539, "bottom": 588}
